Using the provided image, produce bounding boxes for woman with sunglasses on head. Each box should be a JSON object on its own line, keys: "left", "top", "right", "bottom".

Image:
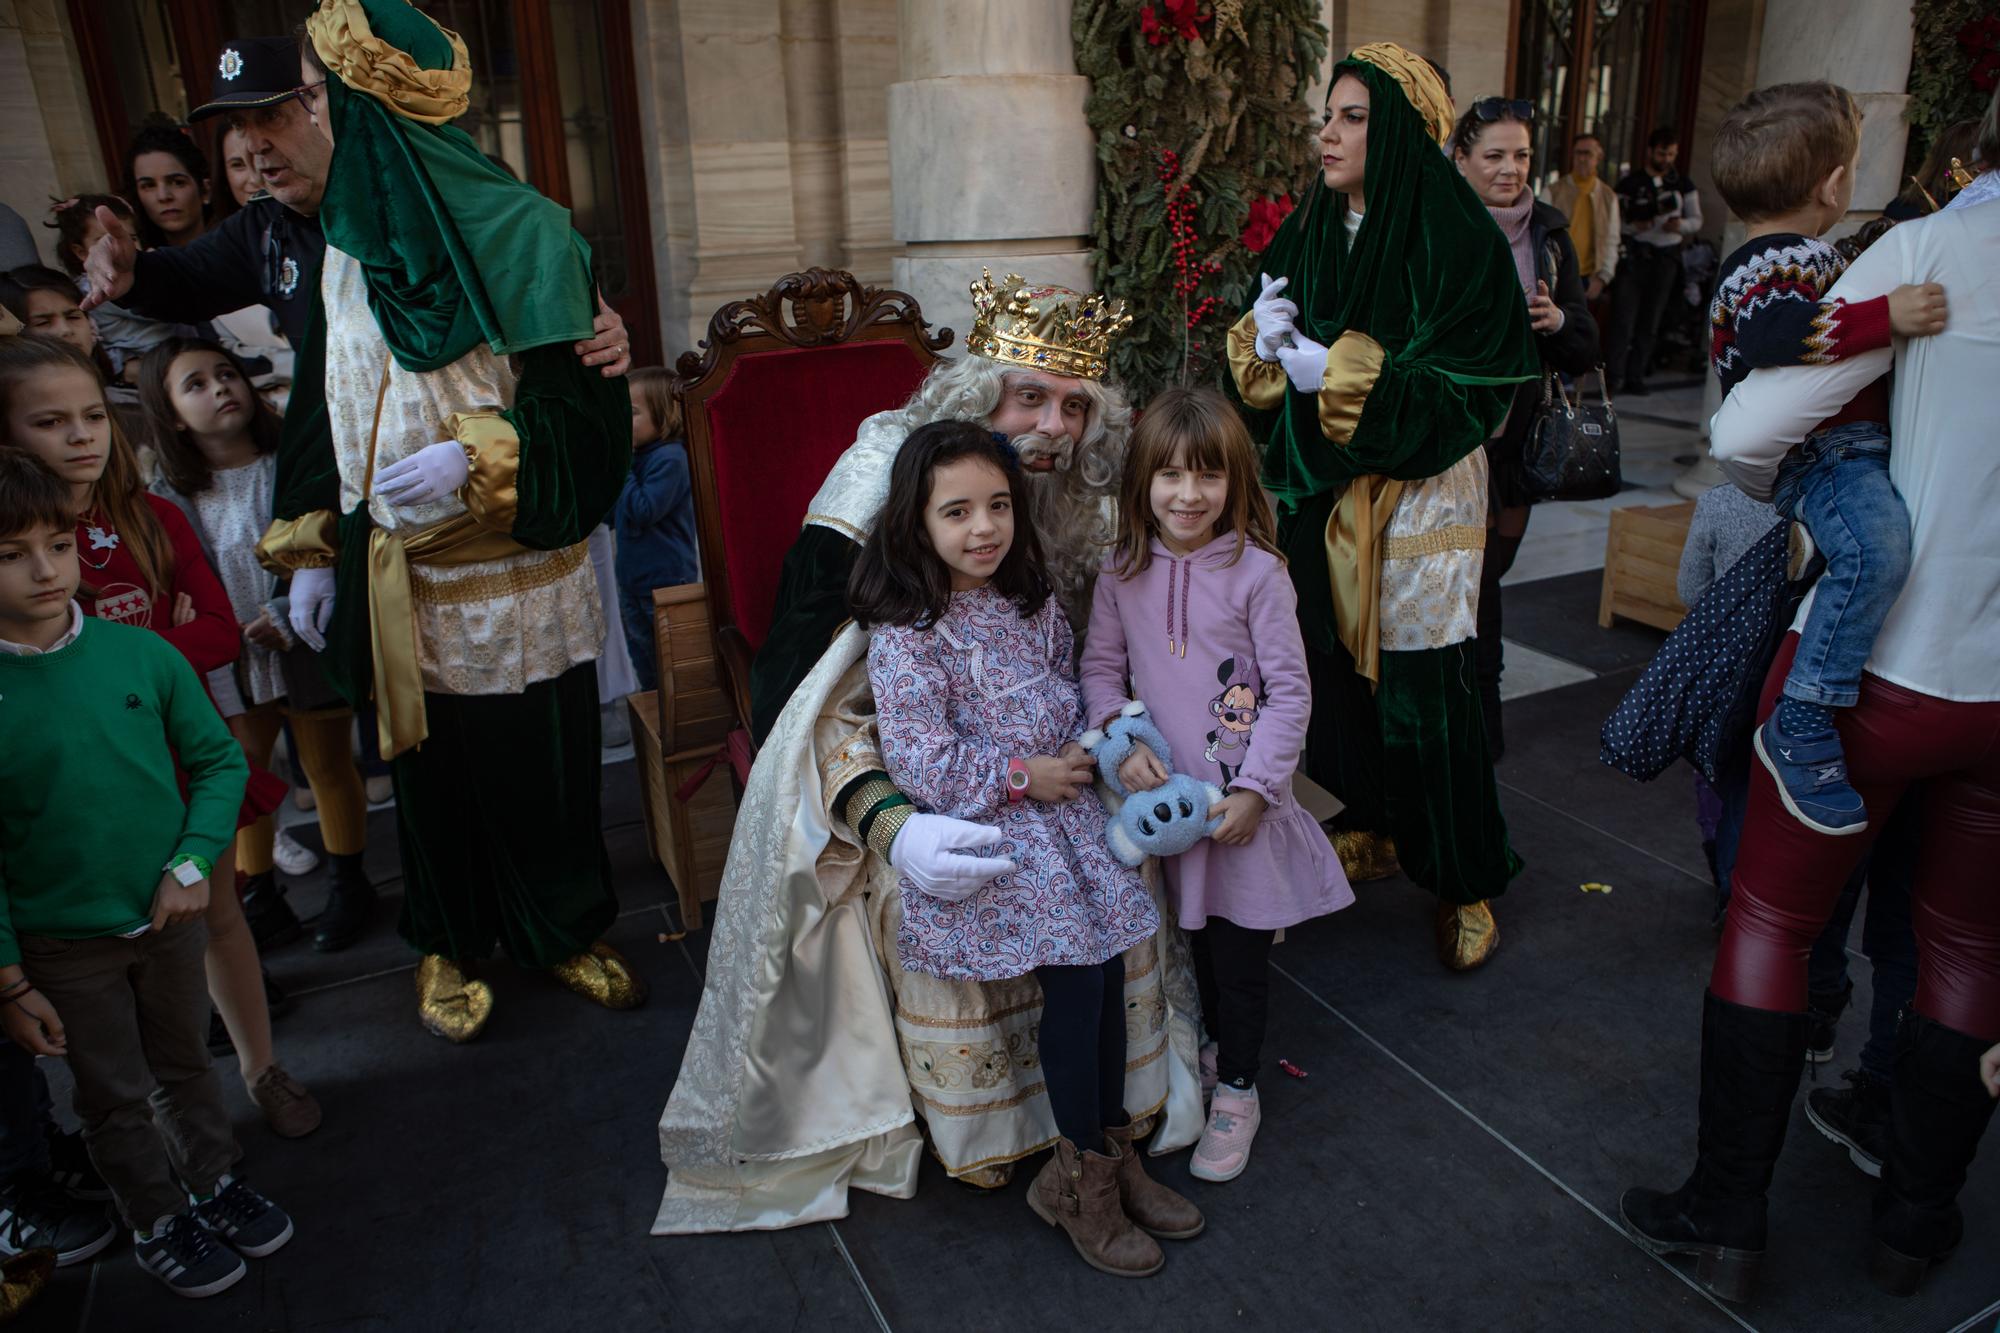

{"left": 1449, "top": 99, "right": 1599, "bottom": 758}
{"left": 1227, "top": 45, "right": 1539, "bottom": 970}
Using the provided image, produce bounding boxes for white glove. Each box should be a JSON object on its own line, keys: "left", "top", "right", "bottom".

{"left": 288, "top": 567, "right": 336, "bottom": 652}
{"left": 1251, "top": 272, "right": 1298, "bottom": 362}
{"left": 1276, "top": 332, "right": 1329, "bottom": 392}
{"left": 373, "top": 440, "right": 469, "bottom": 508}
{"left": 888, "top": 813, "right": 1018, "bottom": 903}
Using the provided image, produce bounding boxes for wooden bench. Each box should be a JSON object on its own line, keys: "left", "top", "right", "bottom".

{"left": 1598, "top": 500, "right": 1695, "bottom": 631}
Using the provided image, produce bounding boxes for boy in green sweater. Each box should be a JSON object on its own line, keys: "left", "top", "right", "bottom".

{"left": 0, "top": 450, "right": 292, "bottom": 1298}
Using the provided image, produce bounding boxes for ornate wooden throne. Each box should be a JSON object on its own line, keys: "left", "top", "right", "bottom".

{"left": 630, "top": 268, "right": 952, "bottom": 928}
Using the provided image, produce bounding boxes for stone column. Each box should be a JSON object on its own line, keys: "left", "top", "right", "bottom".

{"left": 888, "top": 0, "right": 1098, "bottom": 345}
{"left": 1, "top": 1, "right": 102, "bottom": 254}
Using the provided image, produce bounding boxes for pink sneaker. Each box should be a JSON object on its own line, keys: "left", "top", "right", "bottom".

{"left": 1198, "top": 1042, "right": 1218, "bottom": 1101}
{"left": 1189, "top": 1084, "right": 1260, "bottom": 1182}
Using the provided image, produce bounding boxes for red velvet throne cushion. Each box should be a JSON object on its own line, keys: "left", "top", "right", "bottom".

{"left": 699, "top": 340, "right": 934, "bottom": 651}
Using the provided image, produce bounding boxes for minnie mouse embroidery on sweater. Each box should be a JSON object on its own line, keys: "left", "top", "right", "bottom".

{"left": 1203, "top": 656, "right": 1259, "bottom": 784}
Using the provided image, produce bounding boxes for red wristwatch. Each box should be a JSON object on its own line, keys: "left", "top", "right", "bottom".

{"left": 1006, "top": 757, "right": 1030, "bottom": 804}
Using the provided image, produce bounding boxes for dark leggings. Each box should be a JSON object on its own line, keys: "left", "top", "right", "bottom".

{"left": 1035, "top": 956, "right": 1128, "bottom": 1148}
{"left": 1717, "top": 636, "right": 2000, "bottom": 1039}
{"left": 1191, "top": 916, "right": 1276, "bottom": 1088}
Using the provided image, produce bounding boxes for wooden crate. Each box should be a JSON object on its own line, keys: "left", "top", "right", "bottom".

{"left": 652, "top": 583, "right": 735, "bottom": 754}
{"left": 629, "top": 690, "right": 736, "bottom": 931}
{"left": 1598, "top": 500, "right": 1695, "bottom": 631}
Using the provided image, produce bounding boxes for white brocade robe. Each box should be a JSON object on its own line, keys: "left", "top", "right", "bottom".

{"left": 654, "top": 418, "right": 1203, "bottom": 1235}
{"left": 320, "top": 246, "right": 602, "bottom": 695}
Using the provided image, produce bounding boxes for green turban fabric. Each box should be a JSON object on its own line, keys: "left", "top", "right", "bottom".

{"left": 1243, "top": 53, "right": 1539, "bottom": 516}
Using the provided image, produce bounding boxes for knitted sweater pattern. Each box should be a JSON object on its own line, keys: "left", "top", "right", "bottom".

{"left": 1709, "top": 233, "right": 1891, "bottom": 397}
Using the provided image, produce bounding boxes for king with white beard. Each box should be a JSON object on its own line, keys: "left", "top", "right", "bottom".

{"left": 654, "top": 273, "right": 1204, "bottom": 1233}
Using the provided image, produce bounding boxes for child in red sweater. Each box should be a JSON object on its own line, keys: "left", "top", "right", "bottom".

{"left": 1707, "top": 82, "right": 1948, "bottom": 837}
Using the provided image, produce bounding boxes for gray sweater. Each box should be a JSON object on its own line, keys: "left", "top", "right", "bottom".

{"left": 1677, "top": 483, "right": 1778, "bottom": 607}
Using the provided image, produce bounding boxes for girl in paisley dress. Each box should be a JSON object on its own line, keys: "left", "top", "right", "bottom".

{"left": 851, "top": 420, "right": 1201, "bottom": 1278}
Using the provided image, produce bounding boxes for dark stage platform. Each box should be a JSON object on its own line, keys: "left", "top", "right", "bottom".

{"left": 33, "top": 573, "right": 2000, "bottom": 1332}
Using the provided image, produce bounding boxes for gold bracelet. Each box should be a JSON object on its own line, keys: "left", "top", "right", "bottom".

{"left": 867, "top": 802, "right": 917, "bottom": 861}
{"left": 842, "top": 777, "right": 902, "bottom": 837}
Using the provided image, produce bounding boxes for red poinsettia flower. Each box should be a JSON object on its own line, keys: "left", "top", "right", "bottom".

{"left": 1140, "top": 5, "right": 1165, "bottom": 46}
{"left": 1240, "top": 194, "right": 1295, "bottom": 253}
{"left": 1141, "top": 0, "right": 1210, "bottom": 46}
{"left": 1974, "top": 50, "right": 2000, "bottom": 93}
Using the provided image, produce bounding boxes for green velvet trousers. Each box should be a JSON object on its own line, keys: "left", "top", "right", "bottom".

{"left": 390, "top": 662, "right": 619, "bottom": 967}
{"left": 1303, "top": 637, "right": 1523, "bottom": 906}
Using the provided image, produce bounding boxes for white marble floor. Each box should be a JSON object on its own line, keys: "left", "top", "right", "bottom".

{"left": 1495, "top": 379, "right": 1707, "bottom": 697}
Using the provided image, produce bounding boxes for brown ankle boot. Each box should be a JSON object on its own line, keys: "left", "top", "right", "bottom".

{"left": 1104, "top": 1121, "right": 1204, "bottom": 1239}
{"left": 1027, "top": 1137, "right": 1165, "bottom": 1277}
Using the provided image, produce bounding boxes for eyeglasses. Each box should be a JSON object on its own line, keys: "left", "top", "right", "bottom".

{"left": 293, "top": 81, "right": 327, "bottom": 113}
{"left": 1471, "top": 98, "right": 1535, "bottom": 123}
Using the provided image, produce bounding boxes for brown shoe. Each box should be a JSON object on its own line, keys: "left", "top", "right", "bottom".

{"left": 250, "top": 1064, "right": 324, "bottom": 1139}
{"left": 1435, "top": 899, "right": 1499, "bottom": 971}
{"left": 1104, "top": 1121, "right": 1204, "bottom": 1239}
{"left": 1332, "top": 829, "right": 1401, "bottom": 883}
{"left": 1027, "top": 1137, "right": 1165, "bottom": 1277}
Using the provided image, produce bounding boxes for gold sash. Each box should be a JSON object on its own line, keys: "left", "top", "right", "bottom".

{"left": 1324, "top": 477, "right": 1404, "bottom": 688}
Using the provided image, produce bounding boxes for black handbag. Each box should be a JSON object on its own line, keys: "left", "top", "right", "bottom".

{"left": 1521, "top": 367, "right": 1621, "bottom": 502}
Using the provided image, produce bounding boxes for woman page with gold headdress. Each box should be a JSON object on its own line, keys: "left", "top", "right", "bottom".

{"left": 1227, "top": 44, "right": 1537, "bottom": 970}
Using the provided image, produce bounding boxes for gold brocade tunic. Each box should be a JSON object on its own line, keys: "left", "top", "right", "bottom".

{"left": 321, "top": 246, "right": 602, "bottom": 696}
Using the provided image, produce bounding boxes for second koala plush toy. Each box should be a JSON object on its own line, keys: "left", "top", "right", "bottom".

{"left": 1079, "top": 702, "right": 1224, "bottom": 867}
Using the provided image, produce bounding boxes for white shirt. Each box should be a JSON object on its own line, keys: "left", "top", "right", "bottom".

{"left": 0, "top": 601, "right": 83, "bottom": 656}
{"left": 1709, "top": 205, "right": 2000, "bottom": 702}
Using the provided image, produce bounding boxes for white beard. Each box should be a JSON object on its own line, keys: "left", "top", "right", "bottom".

{"left": 1011, "top": 430, "right": 1116, "bottom": 633}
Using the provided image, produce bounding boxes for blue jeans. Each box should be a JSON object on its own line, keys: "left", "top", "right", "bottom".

{"left": 1804, "top": 793, "right": 1921, "bottom": 1081}
{"left": 618, "top": 588, "right": 659, "bottom": 694}
{"left": 1769, "top": 422, "right": 1910, "bottom": 710}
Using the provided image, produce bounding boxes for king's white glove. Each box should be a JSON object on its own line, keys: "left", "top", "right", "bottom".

{"left": 888, "top": 813, "right": 1017, "bottom": 902}
{"left": 1251, "top": 272, "right": 1298, "bottom": 362}
{"left": 1276, "top": 332, "right": 1329, "bottom": 392}
{"left": 373, "top": 439, "right": 470, "bottom": 508}
{"left": 288, "top": 567, "right": 335, "bottom": 652}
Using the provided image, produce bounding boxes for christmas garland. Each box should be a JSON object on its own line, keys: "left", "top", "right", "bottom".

{"left": 1906, "top": 0, "right": 2000, "bottom": 177}
{"left": 1074, "top": 1, "right": 1327, "bottom": 401}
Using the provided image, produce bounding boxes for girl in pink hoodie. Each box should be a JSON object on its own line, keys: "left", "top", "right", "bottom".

{"left": 1081, "top": 387, "right": 1354, "bottom": 1183}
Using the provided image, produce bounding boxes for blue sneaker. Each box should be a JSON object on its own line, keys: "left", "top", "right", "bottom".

{"left": 1754, "top": 711, "right": 1868, "bottom": 836}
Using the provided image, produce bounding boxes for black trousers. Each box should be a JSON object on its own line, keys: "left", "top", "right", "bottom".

{"left": 0, "top": 1039, "right": 52, "bottom": 1185}
{"left": 1191, "top": 917, "right": 1277, "bottom": 1088}
{"left": 1035, "top": 956, "right": 1127, "bottom": 1148}
{"left": 1605, "top": 244, "right": 1682, "bottom": 388}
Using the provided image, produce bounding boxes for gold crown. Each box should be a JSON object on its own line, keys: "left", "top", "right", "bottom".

{"left": 966, "top": 270, "right": 1133, "bottom": 382}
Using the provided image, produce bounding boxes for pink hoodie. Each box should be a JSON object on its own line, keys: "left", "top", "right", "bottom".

{"left": 1080, "top": 535, "right": 1353, "bottom": 931}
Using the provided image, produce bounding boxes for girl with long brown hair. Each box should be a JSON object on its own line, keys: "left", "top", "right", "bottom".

{"left": 1080, "top": 386, "right": 1350, "bottom": 1185}
{"left": 2, "top": 334, "right": 320, "bottom": 1138}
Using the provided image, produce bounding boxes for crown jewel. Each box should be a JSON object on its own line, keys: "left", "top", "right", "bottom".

{"left": 966, "top": 269, "right": 1133, "bottom": 382}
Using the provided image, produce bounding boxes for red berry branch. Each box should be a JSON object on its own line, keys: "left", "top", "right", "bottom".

{"left": 1158, "top": 149, "right": 1225, "bottom": 343}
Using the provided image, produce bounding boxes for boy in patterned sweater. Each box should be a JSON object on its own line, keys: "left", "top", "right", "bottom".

{"left": 1707, "top": 81, "right": 1948, "bottom": 836}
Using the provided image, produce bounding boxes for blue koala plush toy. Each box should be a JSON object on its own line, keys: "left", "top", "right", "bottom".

{"left": 1079, "top": 702, "right": 1224, "bottom": 867}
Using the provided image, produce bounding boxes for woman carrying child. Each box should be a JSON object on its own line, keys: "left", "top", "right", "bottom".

{"left": 1079, "top": 387, "right": 1352, "bottom": 1183}
{"left": 854, "top": 420, "right": 1202, "bottom": 1278}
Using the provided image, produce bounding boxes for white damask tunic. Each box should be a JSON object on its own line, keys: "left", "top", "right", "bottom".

{"left": 321, "top": 246, "right": 602, "bottom": 696}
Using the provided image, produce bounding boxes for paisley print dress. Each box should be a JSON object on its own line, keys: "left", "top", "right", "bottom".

{"left": 868, "top": 586, "right": 1160, "bottom": 981}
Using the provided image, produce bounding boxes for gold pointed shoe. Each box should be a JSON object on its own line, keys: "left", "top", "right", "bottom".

{"left": 1332, "top": 829, "right": 1401, "bottom": 883}
{"left": 552, "top": 941, "right": 649, "bottom": 1010}
{"left": 0, "top": 1248, "right": 53, "bottom": 1320}
{"left": 1435, "top": 899, "right": 1499, "bottom": 972}
{"left": 415, "top": 954, "right": 494, "bottom": 1043}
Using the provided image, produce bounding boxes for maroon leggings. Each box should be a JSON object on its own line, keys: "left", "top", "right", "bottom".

{"left": 1713, "top": 636, "right": 2000, "bottom": 1039}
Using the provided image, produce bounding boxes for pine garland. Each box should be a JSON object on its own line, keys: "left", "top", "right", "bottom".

{"left": 1074, "top": 2, "right": 1328, "bottom": 401}
{"left": 1906, "top": 0, "right": 2000, "bottom": 178}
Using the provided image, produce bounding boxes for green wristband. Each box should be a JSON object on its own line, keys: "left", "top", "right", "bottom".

{"left": 166, "top": 853, "right": 213, "bottom": 880}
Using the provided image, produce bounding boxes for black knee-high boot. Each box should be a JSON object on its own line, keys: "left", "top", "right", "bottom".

{"left": 1869, "top": 1013, "right": 1999, "bottom": 1295}
{"left": 1619, "top": 990, "right": 1811, "bottom": 1303}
